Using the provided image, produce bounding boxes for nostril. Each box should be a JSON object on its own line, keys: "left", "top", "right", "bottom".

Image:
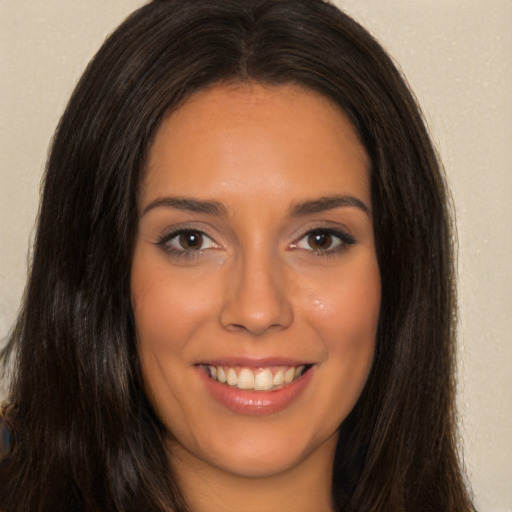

{"left": 219, "top": 261, "right": 294, "bottom": 335}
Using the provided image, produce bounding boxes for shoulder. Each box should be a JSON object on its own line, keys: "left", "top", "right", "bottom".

{"left": 0, "top": 403, "right": 17, "bottom": 463}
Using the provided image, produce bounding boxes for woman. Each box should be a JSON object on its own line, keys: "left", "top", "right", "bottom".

{"left": 0, "top": 0, "right": 475, "bottom": 510}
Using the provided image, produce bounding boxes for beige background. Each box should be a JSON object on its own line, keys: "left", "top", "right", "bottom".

{"left": 1, "top": 1, "right": 511, "bottom": 510}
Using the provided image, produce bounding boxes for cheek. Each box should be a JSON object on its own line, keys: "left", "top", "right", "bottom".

{"left": 130, "top": 258, "right": 217, "bottom": 416}
{"left": 287, "top": 263, "right": 380, "bottom": 441}
{"left": 131, "top": 255, "right": 218, "bottom": 353}
{"left": 304, "top": 261, "right": 381, "bottom": 378}
{"left": 307, "top": 263, "right": 380, "bottom": 337}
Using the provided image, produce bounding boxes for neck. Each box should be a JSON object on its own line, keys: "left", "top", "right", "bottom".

{"left": 168, "top": 434, "right": 338, "bottom": 512}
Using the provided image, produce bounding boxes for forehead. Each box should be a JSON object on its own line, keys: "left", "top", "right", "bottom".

{"left": 141, "top": 82, "right": 370, "bottom": 208}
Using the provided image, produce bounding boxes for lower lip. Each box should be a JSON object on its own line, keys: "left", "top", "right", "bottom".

{"left": 198, "top": 366, "right": 314, "bottom": 416}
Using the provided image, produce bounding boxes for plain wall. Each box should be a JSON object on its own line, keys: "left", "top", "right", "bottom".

{"left": 1, "top": 1, "right": 511, "bottom": 510}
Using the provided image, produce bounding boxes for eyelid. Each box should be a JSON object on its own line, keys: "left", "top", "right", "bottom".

{"left": 289, "top": 225, "right": 356, "bottom": 254}
{"left": 168, "top": 230, "right": 217, "bottom": 249}
{"left": 156, "top": 222, "right": 219, "bottom": 243}
{"left": 155, "top": 224, "right": 221, "bottom": 259}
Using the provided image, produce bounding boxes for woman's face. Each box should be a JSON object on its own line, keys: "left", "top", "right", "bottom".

{"left": 131, "top": 83, "right": 380, "bottom": 479}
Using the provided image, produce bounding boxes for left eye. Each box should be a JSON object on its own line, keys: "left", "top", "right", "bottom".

{"left": 294, "top": 229, "right": 353, "bottom": 252}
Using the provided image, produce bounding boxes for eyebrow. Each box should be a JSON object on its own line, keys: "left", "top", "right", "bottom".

{"left": 141, "top": 194, "right": 370, "bottom": 218}
{"left": 290, "top": 195, "right": 370, "bottom": 217}
{"left": 142, "top": 196, "right": 229, "bottom": 217}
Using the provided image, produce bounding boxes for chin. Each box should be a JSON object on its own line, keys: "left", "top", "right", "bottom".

{"left": 201, "top": 442, "right": 311, "bottom": 478}
{"left": 176, "top": 417, "right": 339, "bottom": 480}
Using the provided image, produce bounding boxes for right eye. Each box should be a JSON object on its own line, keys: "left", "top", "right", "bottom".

{"left": 157, "top": 229, "right": 218, "bottom": 258}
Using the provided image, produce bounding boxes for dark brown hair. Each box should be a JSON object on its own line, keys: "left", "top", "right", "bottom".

{"left": 1, "top": 1, "right": 475, "bottom": 510}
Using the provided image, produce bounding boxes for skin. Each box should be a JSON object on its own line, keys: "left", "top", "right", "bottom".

{"left": 131, "top": 82, "right": 381, "bottom": 512}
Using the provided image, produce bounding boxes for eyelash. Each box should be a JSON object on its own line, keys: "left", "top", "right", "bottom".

{"left": 291, "top": 228, "right": 356, "bottom": 257}
{"left": 156, "top": 226, "right": 356, "bottom": 260}
{"left": 156, "top": 228, "right": 219, "bottom": 260}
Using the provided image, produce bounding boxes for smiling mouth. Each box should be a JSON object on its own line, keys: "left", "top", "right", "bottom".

{"left": 200, "top": 364, "right": 312, "bottom": 391}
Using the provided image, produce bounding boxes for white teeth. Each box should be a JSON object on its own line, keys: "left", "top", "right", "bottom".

{"left": 254, "top": 368, "right": 273, "bottom": 390}
{"left": 227, "top": 368, "right": 238, "bottom": 386}
{"left": 295, "top": 365, "right": 305, "bottom": 378}
{"left": 206, "top": 364, "right": 309, "bottom": 391}
{"left": 237, "top": 368, "right": 255, "bottom": 389}
{"left": 284, "top": 367, "right": 295, "bottom": 384}
{"left": 208, "top": 366, "right": 217, "bottom": 379}
{"left": 272, "top": 369, "right": 285, "bottom": 387}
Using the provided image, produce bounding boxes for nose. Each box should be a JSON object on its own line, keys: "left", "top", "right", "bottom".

{"left": 219, "top": 250, "right": 293, "bottom": 336}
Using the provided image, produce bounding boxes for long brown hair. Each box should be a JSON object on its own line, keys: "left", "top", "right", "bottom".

{"left": 1, "top": 1, "right": 475, "bottom": 510}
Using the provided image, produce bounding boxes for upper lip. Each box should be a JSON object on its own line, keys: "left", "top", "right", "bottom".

{"left": 195, "top": 356, "right": 314, "bottom": 368}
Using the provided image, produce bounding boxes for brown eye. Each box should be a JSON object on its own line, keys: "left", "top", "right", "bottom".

{"left": 293, "top": 228, "right": 354, "bottom": 255}
{"left": 178, "top": 231, "right": 204, "bottom": 250}
{"left": 307, "top": 230, "right": 333, "bottom": 250}
{"left": 159, "top": 229, "right": 218, "bottom": 257}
